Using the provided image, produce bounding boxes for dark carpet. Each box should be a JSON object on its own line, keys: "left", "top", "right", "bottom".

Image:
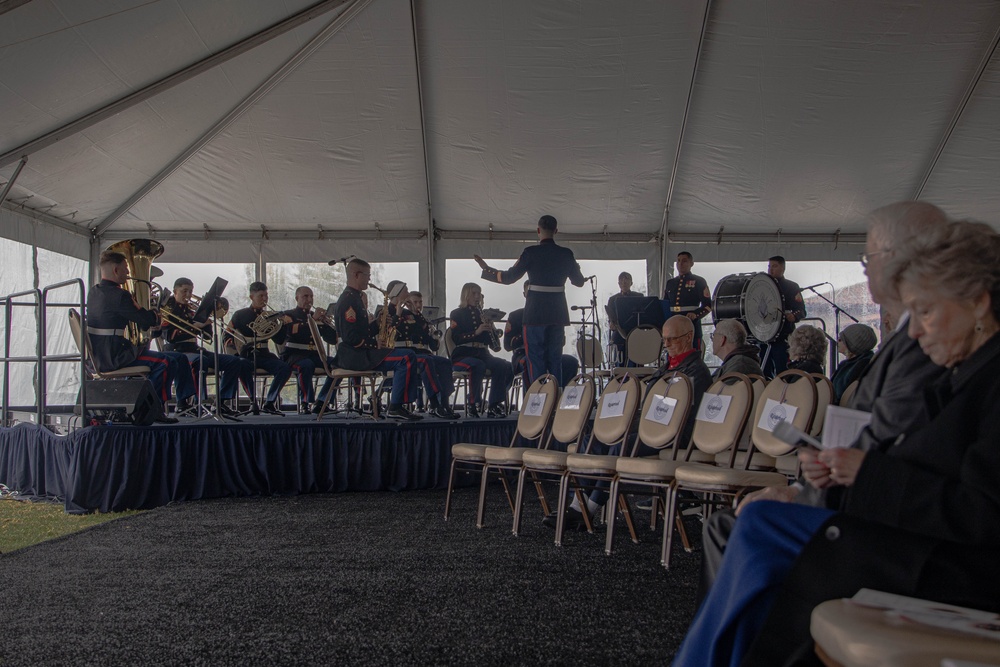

{"left": 0, "top": 486, "right": 701, "bottom": 666}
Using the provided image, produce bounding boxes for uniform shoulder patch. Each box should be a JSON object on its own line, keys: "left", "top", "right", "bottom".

{"left": 345, "top": 306, "right": 357, "bottom": 323}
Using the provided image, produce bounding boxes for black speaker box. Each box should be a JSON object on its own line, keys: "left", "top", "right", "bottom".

{"left": 77, "top": 379, "right": 164, "bottom": 426}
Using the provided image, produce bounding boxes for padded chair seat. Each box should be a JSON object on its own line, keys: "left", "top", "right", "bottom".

{"left": 95, "top": 365, "right": 150, "bottom": 378}
{"left": 452, "top": 443, "right": 489, "bottom": 461}
{"left": 660, "top": 448, "right": 715, "bottom": 464}
{"left": 715, "top": 450, "right": 777, "bottom": 470}
{"left": 616, "top": 457, "right": 687, "bottom": 480}
{"left": 521, "top": 450, "right": 569, "bottom": 470}
{"left": 565, "top": 453, "right": 618, "bottom": 474}
{"left": 811, "top": 598, "right": 1000, "bottom": 667}
{"left": 674, "top": 463, "right": 787, "bottom": 488}
{"left": 484, "top": 446, "right": 532, "bottom": 465}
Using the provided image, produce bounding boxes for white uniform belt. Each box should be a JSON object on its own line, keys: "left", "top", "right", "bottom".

{"left": 671, "top": 305, "right": 701, "bottom": 313}
{"left": 528, "top": 285, "right": 564, "bottom": 293}
{"left": 395, "top": 340, "right": 429, "bottom": 350}
{"left": 461, "top": 342, "right": 488, "bottom": 349}
{"left": 285, "top": 341, "right": 315, "bottom": 351}
{"left": 88, "top": 327, "right": 126, "bottom": 336}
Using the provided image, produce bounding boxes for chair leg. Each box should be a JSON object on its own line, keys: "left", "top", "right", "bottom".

{"left": 530, "top": 470, "right": 552, "bottom": 517}
{"left": 498, "top": 468, "right": 517, "bottom": 514}
{"left": 605, "top": 478, "right": 620, "bottom": 555}
{"left": 663, "top": 482, "right": 679, "bottom": 569}
{"left": 554, "top": 473, "right": 570, "bottom": 547}
{"left": 676, "top": 512, "right": 692, "bottom": 552}
{"left": 476, "top": 464, "right": 490, "bottom": 529}
{"left": 512, "top": 466, "right": 527, "bottom": 536}
{"left": 573, "top": 483, "right": 595, "bottom": 534}
{"left": 444, "top": 458, "right": 459, "bottom": 521}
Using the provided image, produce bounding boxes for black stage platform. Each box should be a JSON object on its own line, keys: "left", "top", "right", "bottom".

{"left": 0, "top": 414, "right": 517, "bottom": 514}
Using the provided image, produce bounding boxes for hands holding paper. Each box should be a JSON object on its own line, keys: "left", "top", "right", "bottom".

{"left": 799, "top": 447, "right": 866, "bottom": 489}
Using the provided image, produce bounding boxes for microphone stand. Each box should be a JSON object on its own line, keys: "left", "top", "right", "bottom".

{"left": 803, "top": 284, "right": 858, "bottom": 340}
{"left": 589, "top": 276, "right": 603, "bottom": 369}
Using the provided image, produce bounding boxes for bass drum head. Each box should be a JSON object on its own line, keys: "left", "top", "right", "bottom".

{"left": 712, "top": 273, "right": 783, "bottom": 343}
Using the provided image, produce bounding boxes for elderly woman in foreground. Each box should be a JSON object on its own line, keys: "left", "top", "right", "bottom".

{"left": 671, "top": 220, "right": 1000, "bottom": 667}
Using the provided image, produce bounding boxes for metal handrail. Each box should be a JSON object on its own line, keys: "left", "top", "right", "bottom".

{"left": 2, "top": 288, "right": 41, "bottom": 427}
{"left": 40, "top": 279, "right": 86, "bottom": 425}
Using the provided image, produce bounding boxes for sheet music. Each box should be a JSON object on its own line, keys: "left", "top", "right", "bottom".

{"left": 821, "top": 405, "right": 873, "bottom": 449}
{"left": 644, "top": 395, "right": 678, "bottom": 426}
{"left": 756, "top": 398, "right": 799, "bottom": 433}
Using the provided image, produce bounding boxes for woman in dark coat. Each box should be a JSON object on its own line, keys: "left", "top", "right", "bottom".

{"left": 829, "top": 322, "right": 877, "bottom": 402}
{"left": 672, "top": 220, "right": 1000, "bottom": 667}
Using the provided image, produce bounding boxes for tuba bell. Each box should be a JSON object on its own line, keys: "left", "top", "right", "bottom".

{"left": 106, "top": 239, "right": 165, "bottom": 346}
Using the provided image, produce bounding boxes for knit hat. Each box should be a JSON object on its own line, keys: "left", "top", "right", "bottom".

{"left": 839, "top": 323, "right": 877, "bottom": 355}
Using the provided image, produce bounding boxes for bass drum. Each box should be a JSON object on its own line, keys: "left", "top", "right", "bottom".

{"left": 712, "top": 273, "right": 783, "bottom": 343}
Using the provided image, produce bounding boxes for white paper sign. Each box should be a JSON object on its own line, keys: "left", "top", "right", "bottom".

{"left": 559, "top": 385, "right": 584, "bottom": 410}
{"left": 695, "top": 393, "right": 733, "bottom": 424}
{"left": 757, "top": 398, "right": 799, "bottom": 433}
{"left": 599, "top": 391, "right": 627, "bottom": 418}
{"left": 523, "top": 393, "right": 547, "bottom": 417}
{"left": 644, "top": 395, "right": 678, "bottom": 426}
{"left": 821, "top": 405, "right": 873, "bottom": 449}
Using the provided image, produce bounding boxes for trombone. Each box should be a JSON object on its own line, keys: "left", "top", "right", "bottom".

{"left": 160, "top": 294, "right": 229, "bottom": 344}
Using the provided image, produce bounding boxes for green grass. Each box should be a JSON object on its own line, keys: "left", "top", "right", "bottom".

{"left": 0, "top": 498, "right": 142, "bottom": 554}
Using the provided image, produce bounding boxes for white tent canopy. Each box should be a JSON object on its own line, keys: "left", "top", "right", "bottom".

{"left": 2, "top": 0, "right": 999, "bottom": 300}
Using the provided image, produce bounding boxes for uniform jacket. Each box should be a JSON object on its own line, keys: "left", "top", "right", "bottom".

{"left": 86, "top": 278, "right": 158, "bottom": 372}
{"left": 333, "top": 286, "right": 389, "bottom": 371}
{"left": 449, "top": 305, "right": 499, "bottom": 362}
{"left": 160, "top": 296, "right": 201, "bottom": 354}
{"left": 226, "top": 306, "right": 286, "bottom": 359}
{"left": 280, "top": 306, "right": 337, "bottom": 362}
{"left": 480, "top": 238, "right": 586, "bottom": 325}
{"left": 393, "top": 305, "right": 440, "bottom": 353}
{"left": 504, "top": 307, "right": 526, "bottom": 365}
{"left": 745, "top": 333, "right": 1000, "bottom": 666}
{"left": 774, "top": 276, "right": 806, "bottom": 340}
{"left": 662, "top": 273, "right": 712, "bottom": 323}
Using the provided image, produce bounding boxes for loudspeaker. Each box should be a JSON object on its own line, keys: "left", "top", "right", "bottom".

{"left": 76, "top": 379, "right": 164, "bottom": 426}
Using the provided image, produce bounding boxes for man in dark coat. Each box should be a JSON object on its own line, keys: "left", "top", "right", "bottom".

{"left": 710, "top": 319, "right": 763, "bottom": 380}
{"left": 333, "top": 258, "right": 422, "bottom": 421}
{"left": 475, "top": 214, "right": 587, "bottom": 385}
{"left": 759, "top": 255, "right": 807, "bottom": 378}
{"left": 606, "top": 271, "right": 643, "bottom": 364}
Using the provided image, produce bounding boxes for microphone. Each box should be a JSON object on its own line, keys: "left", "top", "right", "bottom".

{"left": 328, "top": 255, "right": 356, "bottom": 266}
{"left": 584, "top": 275, "right": 597, "bottom": 282}
{"left": 571, "top": 305, "right": 594, "bottom": 311}
{"left": 800, "top": 282, "right": 830, "bottom": 291}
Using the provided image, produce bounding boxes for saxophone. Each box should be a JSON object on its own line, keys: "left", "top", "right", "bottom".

{"left": 479, "top": 307, "right": 503, "bottom": 353}
{"left": 370, "top": 283, "right": 398, "bottom": 348}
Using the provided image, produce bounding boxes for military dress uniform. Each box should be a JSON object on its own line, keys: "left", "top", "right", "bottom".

{"left": 383, "top": 304, "right": 457, "bottom": 418}
{"left": 662, "top": 272, "right": 712, "bottom": 353}
{"left": 160, "top": 296, "right": 252, "bottom": 404}
{"left": 480, "top": 237, "right": 587, "bottom": 384}
{"left": 606, "top": 289, "right": 644, "bottom": 364}
{"left": 505, "top": 307, "right": 578, "bottom": 386}
{"left": 759, "top": 276, "right": 807, "bottom": 378}
{"left": 226, "top": 306, "right": 293, "bottom": 409}
{"left": 333, "top": 286, "right": 421, "bottom": 415}
{"left": 279, "top": 306, "right": 338, "bottom": 410}
{"left": 449, "top": 305, "right": 513, "bottom": 417}
{"left": 86, "top": 278, "right": 196, "bottom": 406}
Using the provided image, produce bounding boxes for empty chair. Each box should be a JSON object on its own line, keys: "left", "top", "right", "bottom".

{"left": 613, "top": 325, "right": 662, "bottom": 377}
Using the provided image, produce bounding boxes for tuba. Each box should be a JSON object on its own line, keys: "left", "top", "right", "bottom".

{"left": 370, "top": 283, "right": 398, "bottom": 349}
{"left": 106, "top": 239, "right": 164, "bottom": 346}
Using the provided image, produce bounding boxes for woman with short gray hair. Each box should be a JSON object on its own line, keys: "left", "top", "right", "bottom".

{"left": 786, "top": 324, "right": 826, "bottom": 374}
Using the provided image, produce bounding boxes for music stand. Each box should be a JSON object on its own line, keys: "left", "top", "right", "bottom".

{"left": 614, "top": 296, "right": 665, "bottom": 335}
{"left": 192, "top": 277, "right": 238, "bottom": 423}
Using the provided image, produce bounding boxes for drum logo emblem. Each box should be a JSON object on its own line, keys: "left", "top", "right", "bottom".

{"left": 705, "top": 396, "right": 724, "bottom": 419}
{"left": 768, "top": 404, "right": 788, "bottom": 430}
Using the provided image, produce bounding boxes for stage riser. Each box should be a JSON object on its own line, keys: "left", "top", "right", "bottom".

{"left": 0, "top": 420, "right": 517, "bottom": 514}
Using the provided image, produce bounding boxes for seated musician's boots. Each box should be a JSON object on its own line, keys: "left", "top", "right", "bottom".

{"left": 486, "top": 403, "right": 506, "bottom": 419}
{"left": 466, "top": 404, "right": 481, "bottom": 419}
{"left": 260, "top": 400, "right": 284, "bottom": 415}
{"left": 312, "top": 401, "right": 326, "bottom": 414}
{"left": 175, "top": 397, "right": 193, "bottom": 415}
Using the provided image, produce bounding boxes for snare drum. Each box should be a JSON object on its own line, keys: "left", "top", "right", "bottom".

{"left": 712, "top": 273, "right": 783, "bottom": 343}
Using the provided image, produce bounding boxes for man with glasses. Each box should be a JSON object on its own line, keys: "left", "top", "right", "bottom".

{"left": 648, "top": 315, "right": 712, "bottom": 448}
{"left": 710, "top": 319, "right": 763, "bottom": 380}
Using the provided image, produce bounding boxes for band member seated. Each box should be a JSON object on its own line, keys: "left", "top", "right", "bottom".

{"left": 86, "top": 251, "right": 196, "bottom": 422}
{"left": 332, "top": 259, "right": 423, "bottom": 421}
{"left": 225, "top": 281, "right": 293, "bottom": 415}
{"left": 449, "top": 282, "right": 514, "bottom": 418}
{"left": 506, "top": 281, "right": 578, "bottom": 386}
{"left": 376, "top": 281, "right": 459, "bottom": 420}
{"left": 160, "top": 277, "right": 253, "bottom": 417}
{"left": 605, "top": 271, "right": 643, "bottom": 364}
{"left": 279, "top": 286, "right": 338, "bottom": 414}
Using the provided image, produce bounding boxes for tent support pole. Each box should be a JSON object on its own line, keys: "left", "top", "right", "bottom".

{"left": 0, "top": 157, "right": 27, "bottom": 209}
{"left": 409, "top": 0, "right": 437, "bottom": 306}
{"left": 0, "top": 0, "right": 354, "bottom": 170}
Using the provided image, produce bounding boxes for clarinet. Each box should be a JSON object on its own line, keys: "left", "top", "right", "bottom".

{"left": 478, "top": 307, "right": 502, "bottom": 353}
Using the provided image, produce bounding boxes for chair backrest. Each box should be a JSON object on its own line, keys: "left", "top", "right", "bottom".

{"left": 691, "top": 372, "right": 754, "bottom": 456}
{"left": 513, "top": 374, "right": 559, "bottom": 444}
{"left": 548, "top": 374, "right": 596, "bottom": 451}
{"left": 839, "top": 379, "right": 860, "bottom": 407}
{"left": 444, "top": 327, "right": 457, "bottom": 357}
{"left": 68, "top": 308, "right": 96, "bottom": 377}
{"left": 625, "top": 325, "right": 663, "bottom": 366}
{"left": 586, "top": 373, "right": 642, "bottom": 452}
{"left": 576, "top": 333, "right": 604, "bottom": 369}
{"left": 635, "top": 372, "right": 693, "bottom": 455}
{"left": 810, "top": 373, "right": 835, "bottom": 437}
{"left": 307, "top": 317, "right": 333, "bottom": 376}
{"left": 750, "top": 369, "right": 819, "bottom": 457}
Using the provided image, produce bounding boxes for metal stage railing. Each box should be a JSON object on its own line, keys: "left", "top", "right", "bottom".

{"left": 1, "top": 279, "right": 87, "bottom": 428}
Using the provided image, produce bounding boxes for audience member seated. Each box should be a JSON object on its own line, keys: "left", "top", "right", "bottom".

{"left": 673, "top": 218, "right": 1000, "bottom": 667}
{"left": 709, "top": 319, "right": 763, "bottom": 380}
{"left": 785, "top": 324, "right": 826, "bottom": 375}
{"left": 830, "top": 323, "right": 876, "bottom": 402}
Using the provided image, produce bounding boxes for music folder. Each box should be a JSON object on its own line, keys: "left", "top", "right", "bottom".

{"left": 614, "top": 296, "right": 665, "bottom": 334}
{"left": 193, "top": 276, "right": 229, "bottom": 323}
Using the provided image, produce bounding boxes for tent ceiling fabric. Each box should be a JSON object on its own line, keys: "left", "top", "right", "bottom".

{"left": 1, "top": 0, "right": 999, "bottom": 249}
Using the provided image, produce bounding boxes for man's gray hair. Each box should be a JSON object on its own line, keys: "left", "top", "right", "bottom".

{"left": 714, "top": 319, "right": 746, "bottom": 347}
{"left": 867, "top": 201, "right": 947, "bottom": 250}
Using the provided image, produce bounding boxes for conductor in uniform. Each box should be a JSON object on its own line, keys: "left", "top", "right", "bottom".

{"left": 280, "top": 286, "right": 338, "bottom": 414}
{"left": 474, "top": 214, "right": 587, "bottom": 385}
{"left": 225, "top": 281, "right": 293, "bottom": 414}
{"left": 662, "top": 251, "right": 712, "bottom": 355}
{"left": 760, "top": 255, "right": 807, "bottom": 377}
{"left": 333, "top": 259, "right": 423, "bottom": 421}
{"left": 506, "top": 281, "right": 579, "bottom": 386}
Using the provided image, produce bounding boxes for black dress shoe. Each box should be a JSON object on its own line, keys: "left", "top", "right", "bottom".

{"left": 486, "top": 405, "right": 506, "bottom": 419}
{"left": 386, "top": 405, "right": 422, "bottom": 421}
{"left": 217, "top": 402, "right": 237, "bottom": 417}
{"left": 432, "top": 406, "right": 461, "bottom": 420}
{"left": 175, "top": 397, "right": 193, "bottom": 414}
{"left": 312, "top": 401, "right": 326, "bottom": 414}
{"left": 542, "top": 508, "right": 585, "bottom": 531}
{"left": 154, "top": 414, "right": 179, "bottom": 425}
{"left": 300, "top": 402, "right": 311, "bottom": 414}
{"left": 466, "top": 404, "right": 481, "bottom": 419}
{"left": 260, "top": 401, "right": 284, "bottom": 415}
